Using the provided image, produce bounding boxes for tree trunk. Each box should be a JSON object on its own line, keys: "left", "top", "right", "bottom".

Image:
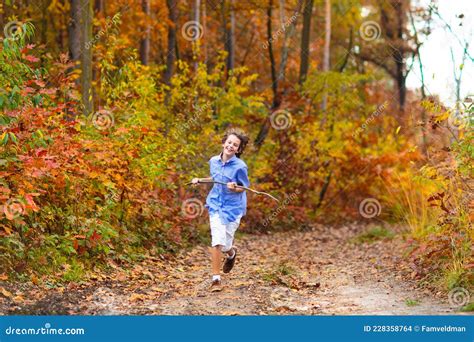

{"left": 165, "top": 0, "right": 177, "bottom": 84}
{"left": 267, "top": 0, "right": 278, "bottom": 107}
{"left": 394, "top": 50, "right": 406, "bottom": 111}
{"left": 222, "top": 0, "right": 235, "bottom": 73}
{"left": 80, "top": 0, "right": 93, "bottom": 116}
{"left": 277, "top": 0, "right": 303, "bottom": 83}
{"left": 408, "top": 6, "right": 427, "bottom": 154}
{"left": 299, "top": 0, "right": 314, "bottom": 84}
{"left": 0, "top": 1, "right": 4, "bottom": 28}
{"left": 94, "top": 0, "right": 105, "bottom": 13}
{"left": 140, "top": 0, "right": 151, "bottom": 65}
{"left": 203, "top": 0, "right": 208, "bottom": 65}
{"left": 193, "top": 0, "right": 201, "bottom": 71}
{"left": 255, "top": 0, "right": 302, "bottom": 149}
{"left": 322, "top": 0, "right": 331, "bottom": 73}
{"left": 393, "top": 0, "right": 406, "bottom": 111}
{"left": 321, "top": 0, "right": 331, "bottom": 113}
{"left": 68, "top": 0, "right": 82, "bottom": 62}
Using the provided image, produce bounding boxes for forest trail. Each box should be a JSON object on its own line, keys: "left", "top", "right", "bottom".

{"left": 1, "top": 224, "right": 464, "bottom": 315}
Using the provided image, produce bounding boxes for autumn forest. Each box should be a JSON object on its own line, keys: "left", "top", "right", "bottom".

{"left": 0, "top": 0, "right": 472, "bottom": 315}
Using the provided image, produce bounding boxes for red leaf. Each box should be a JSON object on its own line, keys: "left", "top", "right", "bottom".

{"left": 90, "top": 230, "right": 101, "bottom": 242}
{"left": 24, "top": 55, "right": 40, "bottom": 63}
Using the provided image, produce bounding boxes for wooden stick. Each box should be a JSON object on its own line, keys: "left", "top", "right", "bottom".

{"left": 186, "top": 179, "right": 280, "bottom": 203}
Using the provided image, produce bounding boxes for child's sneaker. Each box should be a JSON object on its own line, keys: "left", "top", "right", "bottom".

{"left": 223, "top": 247, "right": 237, "bottom": 273}
{"left": 209, "top": 279, "right": 223, "bottom": 292}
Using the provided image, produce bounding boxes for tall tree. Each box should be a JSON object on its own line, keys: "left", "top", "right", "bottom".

{"left": 299, "top": 0, "right": 314, "bottom": 84}
{"left": 409, "top": 8, "right": 428, "bottom": 154}
{"left": 266, "top": 0, "right": 278, "bottom": 107}
{"left": 81, "top": 0, "right": 93, "bottom": 115}
{"left": 140, "top": 0, "right": 151, "bottom": 65}
{"left": 321, "top": 0, "right": 331, "bottom": 113}
{"left": 193, "top": 0, "right": 201, "bottom": 71}
{"left": 202, "top": 0, "right": 208, "bottom": 65}
{"left": 222, "top": 0, "right": 235, "bottom": 73}
{"left": 68, "top": 0, "right": 82, "bottom": 62}
{"left": 94, "top": 0, "right": 105, "bottom": 14}
{"left": 165, "top": 0, "right": 178, "bottom": 84}
{"left": 255, "top": 0, "right": 303, "bottom": 149}
{"left": 277, "top": 0, "right": 303, "bottom": 83}
{"left": 357, "top": 0, "right": 417, "bottom": 112}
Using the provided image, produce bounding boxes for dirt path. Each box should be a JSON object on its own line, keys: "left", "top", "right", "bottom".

{"left": 1, "top": 223, "right": 464, "bottom": 315}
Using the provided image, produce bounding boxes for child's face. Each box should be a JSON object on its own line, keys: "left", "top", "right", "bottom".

{"left": 222, "top": 134, "right": 241, "bottom": 158}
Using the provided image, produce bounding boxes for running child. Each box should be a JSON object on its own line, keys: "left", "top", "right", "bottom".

{"left": 191, "top": 129, "right": 250, "bottom": 292}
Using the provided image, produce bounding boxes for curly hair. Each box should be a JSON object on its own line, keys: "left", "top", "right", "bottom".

{"left": 221, "top": 128, "right": 249, "bottom": 158}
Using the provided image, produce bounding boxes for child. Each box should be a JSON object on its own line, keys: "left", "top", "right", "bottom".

{"left": 191, "top": 129, "right": 250, "bottom": 292}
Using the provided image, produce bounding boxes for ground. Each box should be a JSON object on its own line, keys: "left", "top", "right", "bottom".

{"left": 0, "top": 223, "right": 466, "bottom": 315}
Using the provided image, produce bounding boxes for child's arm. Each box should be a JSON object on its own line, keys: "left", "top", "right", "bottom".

{"left": 191, "top": 177, "right": 213, "bottom": 184}
{"left": 228, "top": 166, "right": 249, "bottom": 193}
{"left": 227, "top": 182, "right": 245, "bottom": 193}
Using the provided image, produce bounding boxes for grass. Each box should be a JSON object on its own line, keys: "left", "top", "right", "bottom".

{"left": 381, "top": 171, "right": 440, "bottom": 238}
{"left": 260, "top": 261, "right": 296, "bottom": 283}
{"left": 405, "top": 299, "right": 421, "bottom": 307}
{"left": 461, "top": 302, "right": 474, "bottom": 312}
{"left": 351, "top": 226, "right": 395, "bottom": 244}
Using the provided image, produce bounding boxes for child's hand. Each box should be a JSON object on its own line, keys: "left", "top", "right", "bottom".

{"left": 191, "top": 178, "right": 200, "bottom": 186}
{"left": 227, "top": 182, "right": 238, "bottom": 191}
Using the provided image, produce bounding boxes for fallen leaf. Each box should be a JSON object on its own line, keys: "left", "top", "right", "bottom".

{"left": 0, "top": 287, "right": 12, "bottom": 298}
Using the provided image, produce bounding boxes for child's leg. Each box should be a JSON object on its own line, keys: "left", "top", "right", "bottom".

{"left": 210, "top": 245, "right": 223, "bottom": 275}
{"left": 222, "top": 216, "right": 242, "bottom": 254}
{"left": 209, "top": 214, "right": 226, "bottom": 279}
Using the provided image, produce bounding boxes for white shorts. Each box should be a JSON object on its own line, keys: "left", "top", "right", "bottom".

{"left": 209, "top": 214, "right": 242, "bottom": 252}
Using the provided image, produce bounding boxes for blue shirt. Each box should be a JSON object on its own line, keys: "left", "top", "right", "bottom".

{"left": 205, "top": 154, "right": 250, "bottom": 224}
